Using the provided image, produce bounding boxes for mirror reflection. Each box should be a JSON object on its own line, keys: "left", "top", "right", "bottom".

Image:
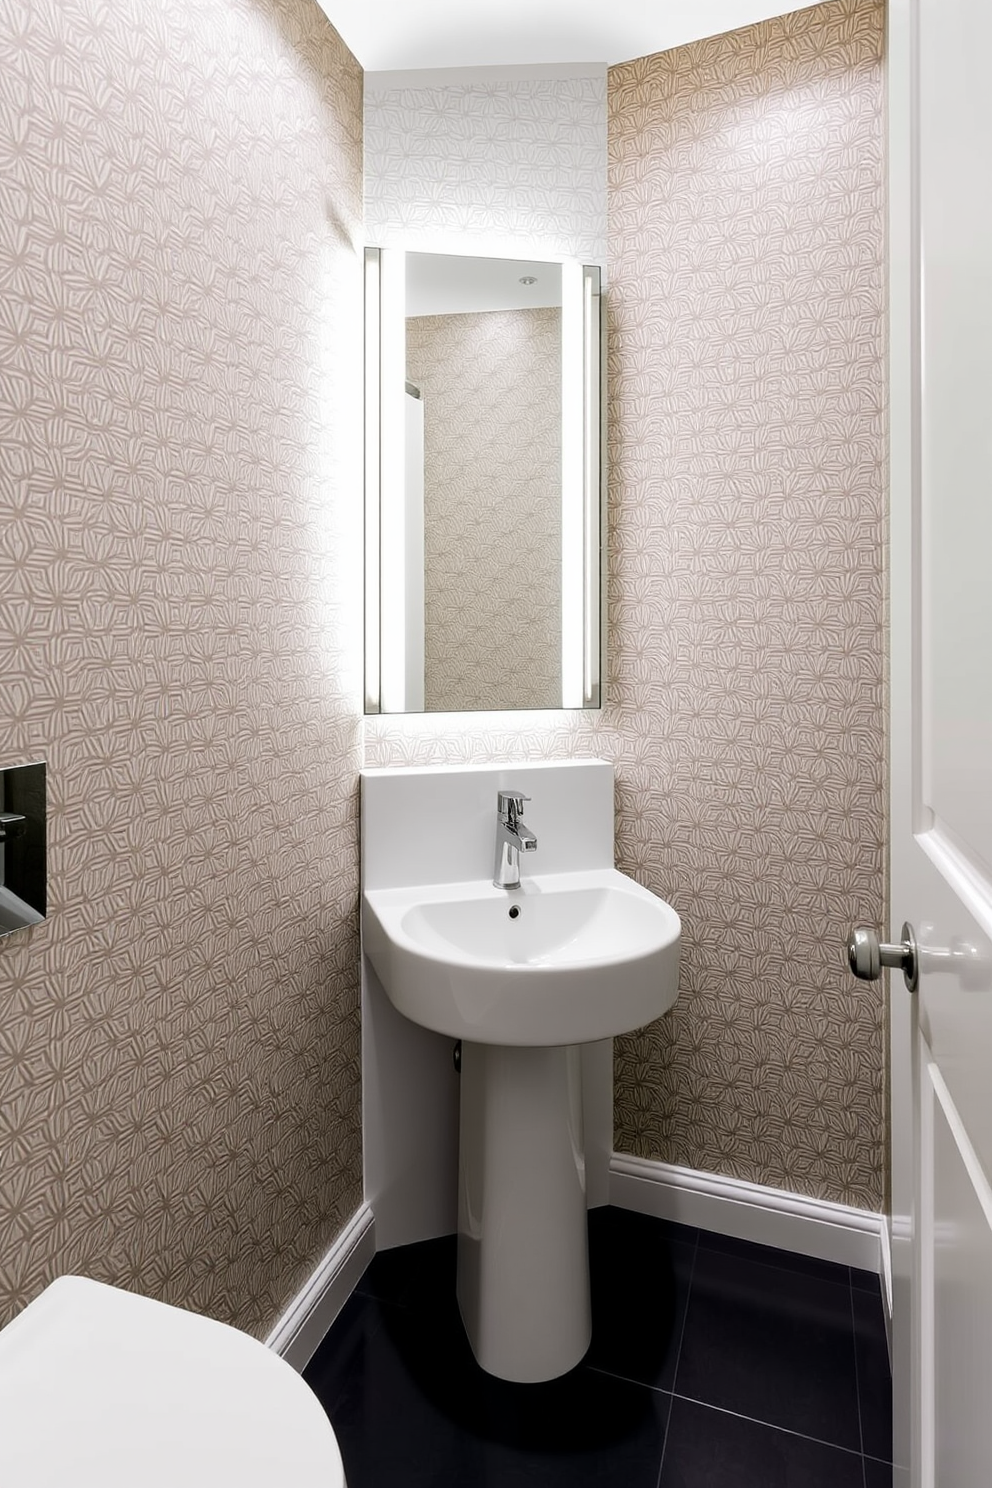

{"left": 408, "top": 255, "right": 563, "bottom": 712}
{"left": 365, "top": 248, "right": 602, "bottom": 715}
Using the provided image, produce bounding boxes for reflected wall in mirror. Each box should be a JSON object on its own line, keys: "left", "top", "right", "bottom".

{"left": 364, "top": 249, "right": 603, "bottom": 715}
{"left": 409, "top": 257, "right": 562, "bottom": 712}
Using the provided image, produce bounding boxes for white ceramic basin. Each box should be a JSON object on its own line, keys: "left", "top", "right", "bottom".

{"left": 362, "top": 868, "right": 681, "bottom": 1046}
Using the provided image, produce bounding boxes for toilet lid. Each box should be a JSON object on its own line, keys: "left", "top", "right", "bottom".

{"left": 0, "top": 1277, "right": 345, "bottom": 1487}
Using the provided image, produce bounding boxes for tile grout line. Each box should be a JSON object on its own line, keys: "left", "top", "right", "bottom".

{"left": 848, "top": 1266, "right": 869, "bottom": 1488}
{"left": 667, "top": 1391, "right": 869, "bottom": 1461}
{"left": 692, "top": 1238, "right": 856, "bottom": 1295}
{"left": 653, "top": 1227, "right": 699, "bottom": 1488}
{"left": 586, "top": 1363, "right": 671, "bottom": 1393}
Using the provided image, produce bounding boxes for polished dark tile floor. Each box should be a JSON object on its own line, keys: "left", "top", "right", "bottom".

{"left": 304, "top": 1208, "right": 893, "bottom": 1487}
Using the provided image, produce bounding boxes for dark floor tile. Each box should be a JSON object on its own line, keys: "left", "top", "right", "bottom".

{"left": 588, "top": 1205, "right": 698, "bottom": 1260}
{"left": 853, "top": 1286, "right": 892, "bottom": 1461}
{"left": 586, "top": 1206, "right": 696, "bottom": 1391}
{"left": 864, "top": 1457, "right": 897, "bottom": 1488}
{"left": 851, "top": 1266, "right": 883, "bottom": 1295}
{"left": 304, "top": 1290, "right": 387, "bottom": 1402}
{"left": 466, "top": 1371, "right": 671, "bottom": 1487}
{"left": 658, "top": 1397, "right": 865, "bottom": 1488}
{"left": 696, "top": 1228, "right": 853, "bottom": 1287}
{"left": 309, "top": 1219, "right": 894, "bottom": 1487}
{"left": 354, "top": 1233, "right": 458, "bottom": 1311}
{"left": 306, "top": 1286, "right": 670, "bottom": 1487}
{"left": 306, "top": 1290, "right": 487, "bottom": 1488}
{"left": 675, "top": 1243, "right": 862, "bottom": 1450}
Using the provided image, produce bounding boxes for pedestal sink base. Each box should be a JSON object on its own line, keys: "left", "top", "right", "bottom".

{"left": 456, "top": 1042, "right": 591, "bottom": 1383}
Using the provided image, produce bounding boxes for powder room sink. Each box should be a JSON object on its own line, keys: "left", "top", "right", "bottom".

{"left": 360, "top": 760, "right": 682, "bottom": 1385}
{"left": 362, "top": 868, "right": 681, "bottom": 1046}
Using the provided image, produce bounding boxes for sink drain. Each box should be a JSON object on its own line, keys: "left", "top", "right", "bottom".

{"left": 508, "top": 905, "right": 520, "bottom": 919}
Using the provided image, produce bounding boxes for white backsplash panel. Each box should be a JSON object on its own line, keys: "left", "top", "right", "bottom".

{"left": 362, "top": 759, "right": 614, "bottom": 889}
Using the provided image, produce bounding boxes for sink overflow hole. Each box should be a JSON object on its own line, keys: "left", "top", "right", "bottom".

{"left": 508, "top": 905, "right": 521, "bottom": 919}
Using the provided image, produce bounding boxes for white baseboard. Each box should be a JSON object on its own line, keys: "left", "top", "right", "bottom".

{"left": 266, "top": 1166, "right": 883, "bottom": 1373}
{"left": 610, "top": 1156, "right": 885, "bottom": 1276}
{"left": 265, "top": 1203, "right": 375, "bottom": 1372}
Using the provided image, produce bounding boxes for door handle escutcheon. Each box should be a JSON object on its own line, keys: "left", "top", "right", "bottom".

{"left": 847, "top": 923, "right": 918, "bottom": 993}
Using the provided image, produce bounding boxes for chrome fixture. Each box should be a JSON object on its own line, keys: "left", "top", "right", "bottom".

{"left": 493, "top": 790, "right": 537, "bottom": 889}
{"left": 847, "top": 923, "right": 919, "bottom": 993}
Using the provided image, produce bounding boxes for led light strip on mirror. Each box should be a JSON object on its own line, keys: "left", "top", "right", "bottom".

{"left": 363, "top": 246, "right": 603, "bottom": 716}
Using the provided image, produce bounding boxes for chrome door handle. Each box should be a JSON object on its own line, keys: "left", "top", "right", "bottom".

{"left": 847, "top": 923, "right": 918, "bottom": 993}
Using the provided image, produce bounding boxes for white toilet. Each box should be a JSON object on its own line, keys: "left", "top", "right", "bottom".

{"left": 0, "top": 1276, "right": 346, "bottom": 1486}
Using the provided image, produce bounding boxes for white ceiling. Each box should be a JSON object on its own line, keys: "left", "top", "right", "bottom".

{"left": 406, "top": 254, "right": 563, "bottom": 317}
{"left": 316, "top": 0, "right": 823, "bottom": 73}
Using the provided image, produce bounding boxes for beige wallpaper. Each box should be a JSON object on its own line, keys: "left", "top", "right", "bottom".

{"left": 406, "top": 308, "right": 562, "bottom": 712}
{"left": 365, "top": 70, "right": 607, "bottom": 263}
{"left": 0, "top": 0, "right": 364, "bottom": 1334}
{"left": 368, "top": 0, "right": 887, "bottom": 1212}
{"left": 0, "top": 0, "right": 887, "bottom": 1349}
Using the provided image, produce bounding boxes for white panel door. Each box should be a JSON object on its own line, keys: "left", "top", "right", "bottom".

{"left": 888, "top": 1, "right": 992, "bottom": 1483}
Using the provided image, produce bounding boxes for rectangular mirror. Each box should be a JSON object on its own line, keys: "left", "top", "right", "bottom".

{"left": 364, "top": 249, "right": 603, "bottom": 714}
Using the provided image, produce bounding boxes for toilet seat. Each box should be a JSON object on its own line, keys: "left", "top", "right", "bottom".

{"left": 0, "top": 1276, "right": 346, "bottom": 1487}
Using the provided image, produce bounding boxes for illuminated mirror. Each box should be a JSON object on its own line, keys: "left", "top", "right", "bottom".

{"left": 364, "top": 248, "right": 603, "bottom": 714}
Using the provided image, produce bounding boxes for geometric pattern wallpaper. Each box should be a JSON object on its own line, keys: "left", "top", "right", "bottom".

{"left": 0, "top": 0, "right": 887, "bottom": 1357}
{"left": 0, "top": 0, "right": 364, "bottom": 1335}
{"left": 365, "top": 67, "right": 607, "bottom": 264}
{"left": 606, "top": 0, "right": 887, "bottom": 1209}
{"left": 369, "top": 0, "right": 887, "bottom": 1211}
{"left": 407, "top": 308, "right": 562, "bottom": 712}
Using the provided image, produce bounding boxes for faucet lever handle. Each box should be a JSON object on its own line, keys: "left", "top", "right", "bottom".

{"left": 497, "top": 789, "right": 530, "bottom": 817}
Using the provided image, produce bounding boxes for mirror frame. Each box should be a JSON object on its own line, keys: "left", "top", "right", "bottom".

{"left": 363, "top": 247, "right": 605, "bottom": 715}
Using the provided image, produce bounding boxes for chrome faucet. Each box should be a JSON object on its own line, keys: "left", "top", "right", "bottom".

{"left": 493, "top": 790, "right": 537, "bottom": 889}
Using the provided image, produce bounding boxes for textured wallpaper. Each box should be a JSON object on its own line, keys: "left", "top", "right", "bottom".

{"left": 0, "top": 0, "right": 364, "bottom": 1334}
{"left": 368, "top": 0, "right": 887, "bottom": 1211}
{"left": 407, "top": 308, "right": 562, "bottom": 712}
{"left": 365, "top": 67, "right": 607, "bottom": 263}
{"left": 607, "top": 0, "right": 886, "bottom": 1205}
